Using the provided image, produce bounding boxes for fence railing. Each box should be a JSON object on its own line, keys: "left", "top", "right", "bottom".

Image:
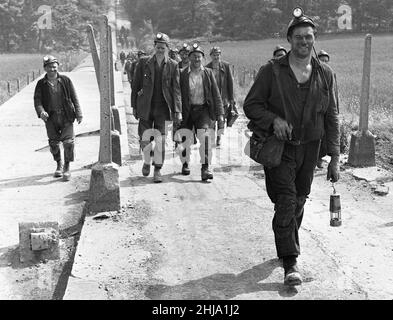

{"left": 0, "top": 52, "right": 86, "bottom": 105}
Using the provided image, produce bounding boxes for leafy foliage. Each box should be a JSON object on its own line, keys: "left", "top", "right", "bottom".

{"left": 0, "top": 0, "right": 108, "bottom": 52}
{"left": 122, "top": 0, "right": 393, "bottom": 41}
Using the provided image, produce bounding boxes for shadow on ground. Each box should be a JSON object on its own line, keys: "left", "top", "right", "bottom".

{"left": 0, "top": 168, "right": 88, "bottom": 191}
{"left": 120, "top": 172, "right": 216, "bottom": 188}
{"left": 145, "top": 259, "right": 299, "bottom": 300}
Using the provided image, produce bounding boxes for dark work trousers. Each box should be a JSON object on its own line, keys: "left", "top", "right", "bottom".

{"left": 264, "top": 139, "right": 320, "bottom": 258}
{"left": 178, "top": 105, "right": 214, "bottom": 165}
{"left": 45, "top": 112, "right": 75, "bottom": 162}
{"left": 138, "top": 102, "right": 170, "bottom": 169}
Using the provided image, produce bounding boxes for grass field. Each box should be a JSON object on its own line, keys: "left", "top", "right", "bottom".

{"left": 0, "top": 51, "right": 88, "bottom": 105}
{"left": 212, "top": 34, "right": 393, "bottom": 127}
{"left": 208, "top": 33, "right": 393, "bottom": 168}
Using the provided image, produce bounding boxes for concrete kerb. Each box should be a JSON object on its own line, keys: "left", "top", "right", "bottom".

{"left": 88, "top": 162, "right": 121, "bottom": 213}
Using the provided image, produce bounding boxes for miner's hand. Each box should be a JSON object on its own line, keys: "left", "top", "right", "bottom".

{"left": 273, "top": 117, "right": 292, "bottom": 141}
{"left": 40, "top": 111, "right": 49, "bottom": 122}
{"left": 327, "top": 155, "right": 340, "bottom": 183}
{"left": 132, "top": 108, "right": 138, "bottom": 120}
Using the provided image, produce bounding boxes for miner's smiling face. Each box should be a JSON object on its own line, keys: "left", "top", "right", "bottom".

{"left": 288, "top": 26, "right": 315, "bottom": 59}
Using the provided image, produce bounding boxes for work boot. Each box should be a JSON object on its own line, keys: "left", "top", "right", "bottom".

{"left": 283, "top": 255, "right": 302, "bottom": 286}
{"left": 153, "top": 167, "right": 163, "bottom": 183}
{"left": 216, "top": 135, "right": 221, "bottom": 147}
{"left": 201, "top": 165, "right": 213, "bottom": 181}
{"left": 142, "top": 163, "right": 151, "bottom": 177}
{"left": 63, "top": 162, "right": 71, "bottom": 181}
{"left": 54, "top": 161, "right": 63, "bottom": 178}
{"left": 181, "top": 162, "right": 190, "bottom": 176}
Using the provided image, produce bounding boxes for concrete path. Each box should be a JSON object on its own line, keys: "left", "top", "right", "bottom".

{"left": 0, "top": 55, "right": 128, "bottom": 299}
{"left": 64, "top": 76, "right": 393, "bottom": 300}
{"left": 2, "top": 53, "right": 393, "bottom": 300}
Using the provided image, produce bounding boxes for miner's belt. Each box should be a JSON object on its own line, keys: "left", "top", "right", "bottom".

{"left": 286, "top": 139, "right": 301, "bottom": 146}
{"left": 191, "top": 103, "right": 207, "bottom": 109}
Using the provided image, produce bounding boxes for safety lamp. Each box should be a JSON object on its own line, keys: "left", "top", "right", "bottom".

{"left": 293, "top": 7, "right": 303, "bottom": 18}
{"left": 329, "top": 183, "right": 342, "bottom": 227}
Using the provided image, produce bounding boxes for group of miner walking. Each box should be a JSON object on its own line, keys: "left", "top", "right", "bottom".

{"left": 33, "top": 8, "right": 341, "bottom": 287}
{"left": 128, "top": 34, "right": 235, "bottom": 182}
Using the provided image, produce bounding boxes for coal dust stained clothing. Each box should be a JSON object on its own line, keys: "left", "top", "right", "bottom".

{"left": 205, "top": 60, "right": 234, "bottom": 130}
{"left": 179, "top": 66, "right": 224, "bottom": 165}
{"left": 205, "top": 60, "right": 234, "bottom": 107}
{"left": 131, "top": 55, "right": 181, "bottom": 121}
{"left": 243, "top": 53, "right": 340, "bottom": 258}
{"left": 131, "top": 55, "right": 182, "bottom": 167}
{"left": 34, "top": 73, "right": 82, "bottom": 162}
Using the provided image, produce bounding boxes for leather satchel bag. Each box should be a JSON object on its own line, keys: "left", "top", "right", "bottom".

{"left": 244, "top": 61, "right": 288, "bottom": 168}
{"left": 245, "top": 133, "right": 285, "bottom": 168}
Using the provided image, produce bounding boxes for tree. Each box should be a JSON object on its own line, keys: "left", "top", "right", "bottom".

{"left": 0, "top": 0, "right": 24, "bottom": 51}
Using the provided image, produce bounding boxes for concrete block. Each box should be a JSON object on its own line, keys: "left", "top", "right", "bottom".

{"left": 111, "top": 106, "right": 122, "bottom": 134}
{"left": 18, "top": 222, "right": 60, "bottom": 263}
{"left": 88, "top": 162, "right": 120, "bottom": 214}
{"left": 350, "top": 166, "right": 393, "bottom": 183}
{"left": 127, "top": 115, "right": 141, "bottom": 157}
{"left": 111, "top": 130, "right": 122, "bottom": 166}
{"left": 347, "top": 130, "right": 375, "bottom": 167}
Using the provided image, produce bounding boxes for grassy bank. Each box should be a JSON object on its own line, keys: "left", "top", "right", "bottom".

{"left": 0, "top": 51, "right": 88, "bottom": 105}
{"left": 207, "top": 34, "right": 393, "bottom": 169}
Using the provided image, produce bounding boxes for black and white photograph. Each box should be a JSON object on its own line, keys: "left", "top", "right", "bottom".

{"left": 1, "top": 0, "right": 393, "bottom": 311}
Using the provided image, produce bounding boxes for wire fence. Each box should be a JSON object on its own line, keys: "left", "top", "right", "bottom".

{"left": 0, "top": 51, "right": 87, "bottom": 105}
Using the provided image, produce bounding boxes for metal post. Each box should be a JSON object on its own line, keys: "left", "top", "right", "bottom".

{"left": 98, "top": 15, "right": 112, "bottom": 164}
{"left": 86, "top": 24, "right": 100, "bottom": 88}
{"left": 359, "top": 34, "right": 372, "bottom": 132}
